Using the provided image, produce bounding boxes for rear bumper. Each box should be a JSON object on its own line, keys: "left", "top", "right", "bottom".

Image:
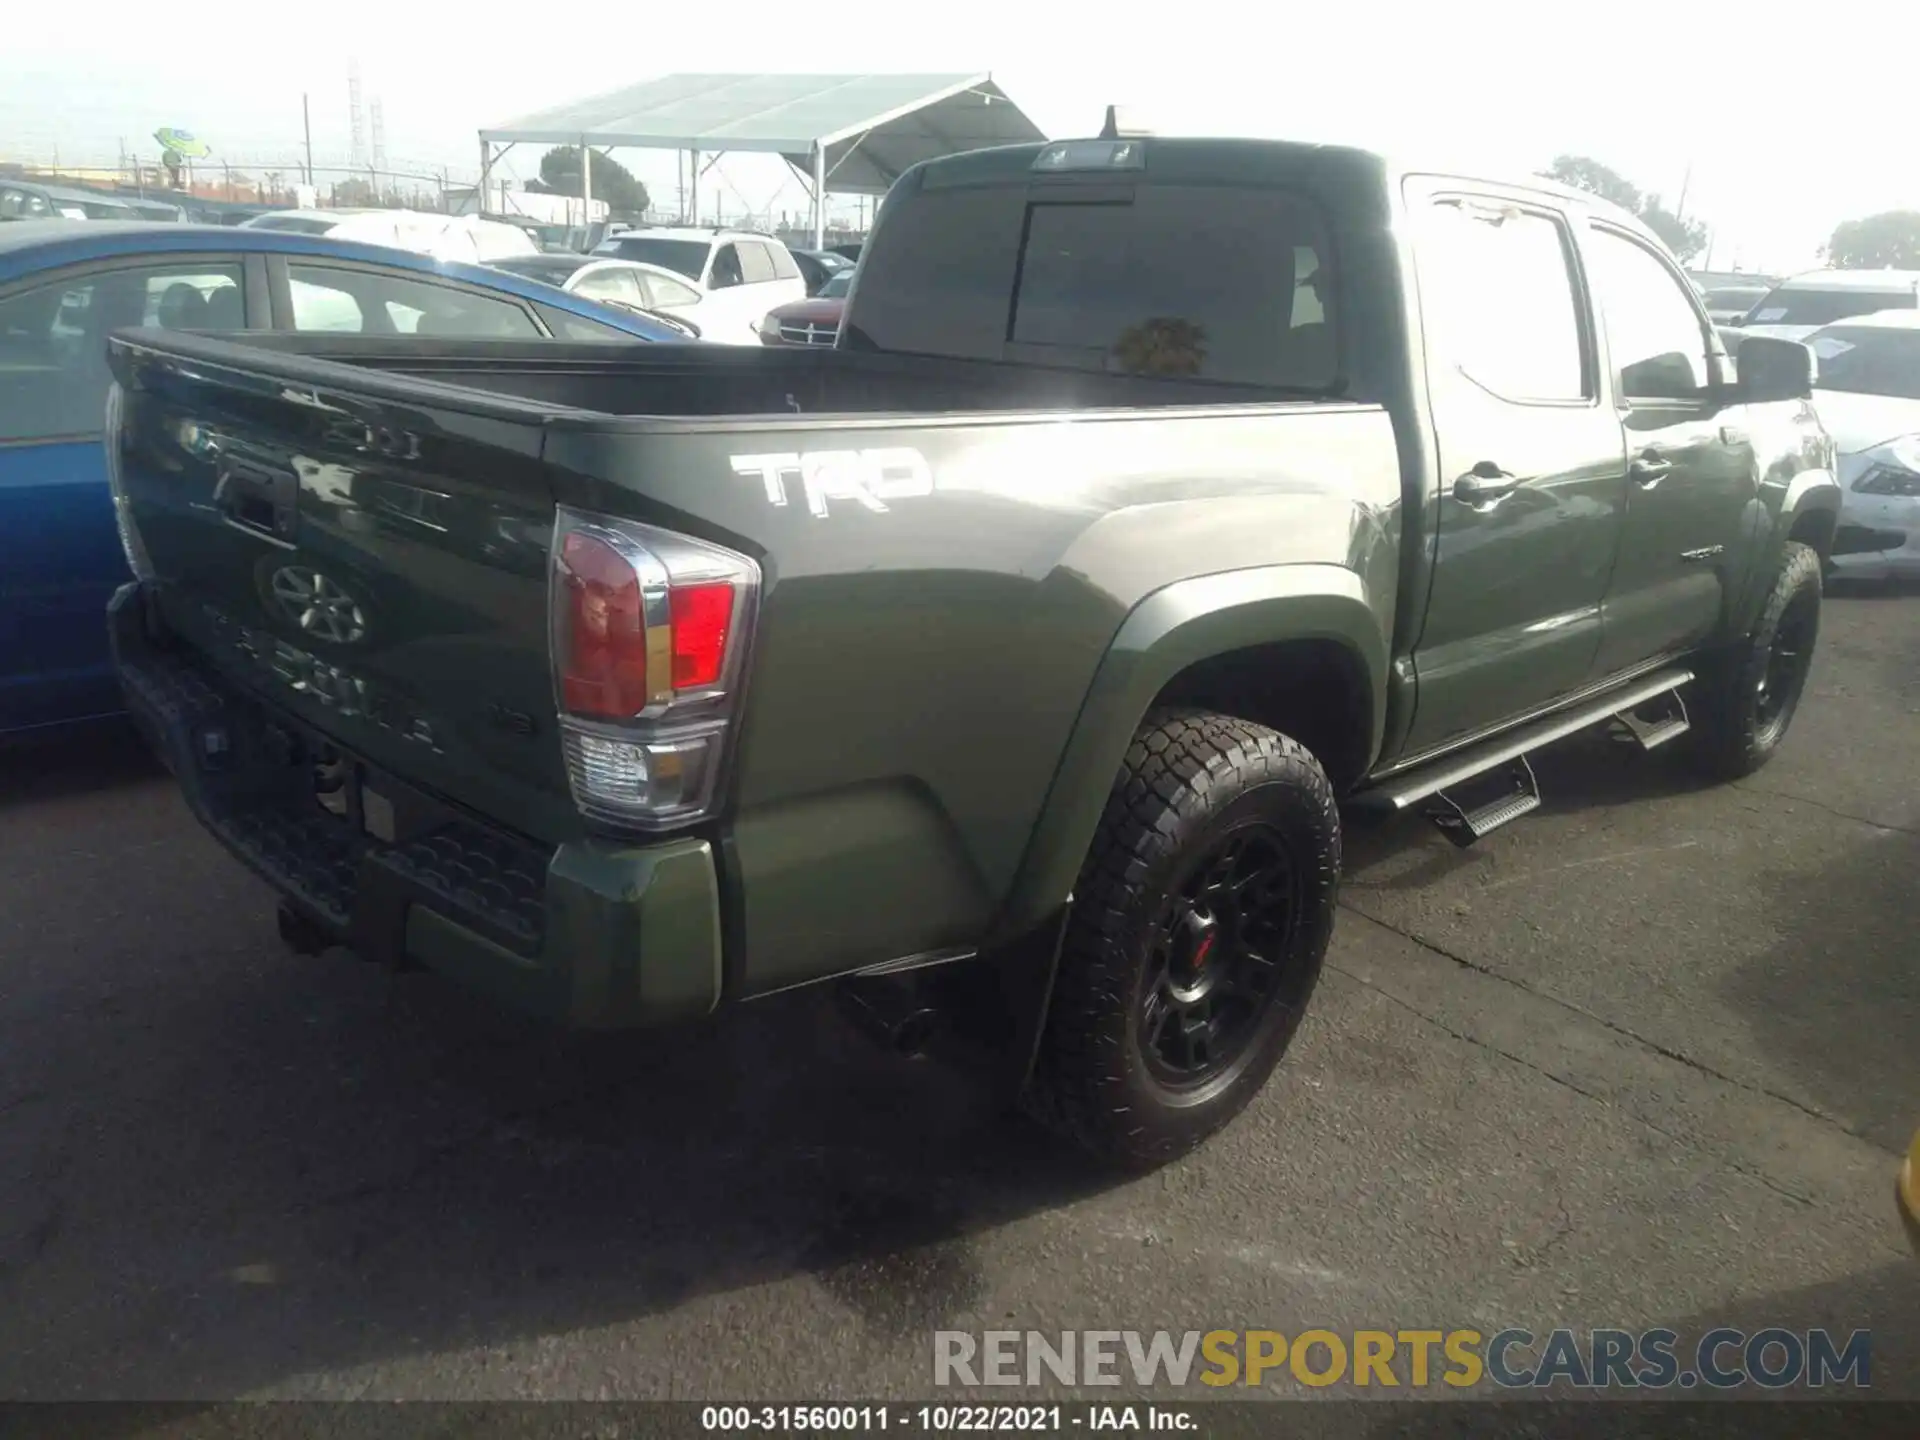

{"left": 110, "top": 583, "right": 722, "bottom": 1029}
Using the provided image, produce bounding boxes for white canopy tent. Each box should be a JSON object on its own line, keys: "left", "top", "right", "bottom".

{"left": 478, "top": 73, "right": 1046, "bottom": 247}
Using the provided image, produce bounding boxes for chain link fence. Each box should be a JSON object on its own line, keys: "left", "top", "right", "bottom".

{"left": 6, "top": 152, "right": 872, "bottom": 249}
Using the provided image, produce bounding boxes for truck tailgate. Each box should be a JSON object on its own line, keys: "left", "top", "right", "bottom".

{"left": 107, "top": 331, "right": 583, "bottom": 847}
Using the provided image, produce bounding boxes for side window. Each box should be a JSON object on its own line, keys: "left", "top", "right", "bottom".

{"left": 1584, "top": 228, "right": 1712, "bottom": 401}
{"left": 1418, "top": 199, "right": 1589, "bottom": 403}
{"left": 768, "top": 245, "right": 802, "bottom": 282}
{"left": 141, "top": 268, "right": 245, "bottom": 331}
{"left": 0, "top": 263, "right": 246, "bottom": 443}
{"left": 534, "top": 303, "right": 633, "bottom": 340}
{"left": 642, "top": 274, "right": 702, "bottom": 308}
{"left": 737, "top": 242, "right": 777, "bottom": 285}
{"left": 575, "top": 268, "right": 644, "bottom": 305}
{"left": 287, "top": 264, "right": 540, "bottom": 337}
{"left": 0, "top": 280, "right": 97, "bottom": 441}
{"left": 708, "top": 244, "right": 744, "bottom": 290}
{"left": 0, "top": 186, "right": 52, "bottom": 220}
{"left": 1292, "top": 247, "right": 1326, "bottom": 327}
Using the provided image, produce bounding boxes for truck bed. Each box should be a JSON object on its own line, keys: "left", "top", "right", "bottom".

{"left": 196, "top": 332, "right": 1312, "bottom": 420}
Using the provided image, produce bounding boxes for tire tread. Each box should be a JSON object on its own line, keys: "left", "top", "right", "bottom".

{"left": 1024, "top": 708, "right": 1340, "bottom": 1168}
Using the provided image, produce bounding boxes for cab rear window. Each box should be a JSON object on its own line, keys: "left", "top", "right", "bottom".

{"left": 847, "top": 181, "right": 1338, "bottom": 390}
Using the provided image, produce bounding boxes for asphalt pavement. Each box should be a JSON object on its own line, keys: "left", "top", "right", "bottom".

{"left": 1, "top": 586, "right": 1916, "bottom": 1408}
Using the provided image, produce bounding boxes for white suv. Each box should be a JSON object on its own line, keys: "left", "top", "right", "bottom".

{"left": 591, "top": 227, "right": 806, "bottom": 344}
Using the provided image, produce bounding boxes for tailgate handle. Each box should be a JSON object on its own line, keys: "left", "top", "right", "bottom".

{"left": 215, "top": 460, "right": 298, "bottom": 542}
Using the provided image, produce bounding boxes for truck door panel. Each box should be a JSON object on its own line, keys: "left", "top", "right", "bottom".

{"left": 1581, "top": 224, "right": 1756, "bottom": 676}
{"left": 1400, "top": 186, "right": 1627, "bottom": 756}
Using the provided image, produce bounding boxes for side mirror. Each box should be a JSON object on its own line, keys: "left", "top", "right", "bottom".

{"left": 1733, "top": 334, "right": 1815, "bottom": 404}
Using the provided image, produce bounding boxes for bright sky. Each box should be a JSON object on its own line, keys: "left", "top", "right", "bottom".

{"left": 3, "top": 0, "right": 1909, "bottom": 272}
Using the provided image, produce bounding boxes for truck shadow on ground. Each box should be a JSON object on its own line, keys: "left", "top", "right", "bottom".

{"left": 0, "top": 929, "right": 1115, "bottom": 1399}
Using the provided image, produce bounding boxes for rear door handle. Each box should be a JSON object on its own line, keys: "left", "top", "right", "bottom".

{"left": 1630, "top": 453, "right": 1673, "bottom": 487}
{"left": 1453, "top": 462, "right": 1521, "bottom": 507}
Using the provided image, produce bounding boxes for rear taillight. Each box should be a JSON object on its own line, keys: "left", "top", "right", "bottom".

{"left": 549, "top": 508, "right": 760, "bottom": 831}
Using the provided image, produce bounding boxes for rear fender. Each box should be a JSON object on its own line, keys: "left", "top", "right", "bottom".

{"left": 994, "top": 563, "right": 1386, "bottom": 944}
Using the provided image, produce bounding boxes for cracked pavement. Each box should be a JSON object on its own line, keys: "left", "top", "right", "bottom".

{"left": 0, "top": 587, "right": 1915, "bottom": 1403}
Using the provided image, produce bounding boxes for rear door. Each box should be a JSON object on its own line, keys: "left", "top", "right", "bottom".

{"left": 0, "top": 254, "right": 257, "bottom": 731}
{"left": 1582, "top": 223, "right": 1756, "bottom": 675}
{"left": 1400, "top": 183, "right": 1627, "bottom": 755}
{"left": 702, "top": 242, "right": 753, "bottom": 340}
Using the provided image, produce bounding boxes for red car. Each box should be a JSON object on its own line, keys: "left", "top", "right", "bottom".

{"left": 757, "top": 270, "right": 850, "bottom": 346}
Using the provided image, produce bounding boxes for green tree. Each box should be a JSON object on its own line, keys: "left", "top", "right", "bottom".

{"left": 1824, "top": 211, "right": 1920, "bottom": 269}
{"left": 1540, "top": 155, "right": 1707, "bottom": 262}
{"left": 1638, "top": 200, "right": 1708, "bottom": 264}
{"left": 528, "top": 145, "right": 649, "bottom": 217}
{"left": 1542, "top": 155, "right": 1642, "bottom": 212}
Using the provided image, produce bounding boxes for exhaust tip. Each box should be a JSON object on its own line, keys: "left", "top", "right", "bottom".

{"left": 838, "top": 978, "right": 944, "bottom": 1058}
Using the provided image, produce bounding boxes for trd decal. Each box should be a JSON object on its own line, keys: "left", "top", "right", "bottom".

{"left": 729, "top": 447, "right": 934, "bottom": 517}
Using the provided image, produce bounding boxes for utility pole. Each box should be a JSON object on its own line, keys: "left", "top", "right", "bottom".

{"left": 303, "top": 94, "right": 314, "bottom": 184}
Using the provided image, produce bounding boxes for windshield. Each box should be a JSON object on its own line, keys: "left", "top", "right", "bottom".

{"left": 489, "top": 255, "right": 589, "bottom": 284}
{"left": 1807, "top": 325, "right": 1920, "bottom": 400}
{"left": 819, "top": 272, "right": 853, "bottom": 299}
{"left": 1745, "top": 286, "right": 1917, "bottom": 328}
{"left": 593, "top": 236, "right": 709, "bottom": 279}
{"left": 1703, "top": 286, "right": 1768, "bottom": 312}
{"left": 245, "top": 214, "right": 338, "bottom": 235}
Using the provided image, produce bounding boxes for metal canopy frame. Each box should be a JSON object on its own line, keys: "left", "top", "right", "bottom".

{"left": 477, "top": 73, "right": 1045, "bottom": 248}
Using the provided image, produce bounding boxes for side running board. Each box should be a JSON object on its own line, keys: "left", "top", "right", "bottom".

{"left": 1360, "top": 667, "right": 1694, "bottom": 843}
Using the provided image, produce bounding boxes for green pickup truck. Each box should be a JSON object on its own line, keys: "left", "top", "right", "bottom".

{"left": 103, "top": 134, "right": 1840, "bottom": 1167}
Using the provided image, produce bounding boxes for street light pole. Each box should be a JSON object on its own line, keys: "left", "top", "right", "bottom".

{"left": 812, "top": 143, "right": 826, "bottom": 251}
{"left": 303, "top": 94, "right": 314, "bottom": 184}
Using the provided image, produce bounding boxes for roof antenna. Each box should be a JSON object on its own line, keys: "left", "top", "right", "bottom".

{"left": 1100, "top": 106, "right": 1151, "bottom": 139}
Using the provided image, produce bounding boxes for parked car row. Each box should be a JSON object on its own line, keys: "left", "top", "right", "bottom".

{"left": 1693, "top": 271, "right": 1920, "bottom": 581}
{"left": 588, "top": 227, "right": 810, "bottom": 344}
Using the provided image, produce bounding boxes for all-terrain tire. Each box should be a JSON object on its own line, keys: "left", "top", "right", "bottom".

{"left": 1686, "top": 541, "right": 1823, "bottom": 782}
{"left": 1024, "top": 709, "right": 1341, "bottom": 1169}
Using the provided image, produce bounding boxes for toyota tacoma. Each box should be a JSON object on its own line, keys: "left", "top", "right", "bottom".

{"left": 103, "top": 133, "right": 1841, "bottom": 1166}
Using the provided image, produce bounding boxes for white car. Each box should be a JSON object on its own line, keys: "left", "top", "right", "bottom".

{"left": 488, "top": 254, "right": 709, "bottom": 339}
{"left": 1804, "top": 309, "right": 1920, "bottom": 581}
{"left": 1735, "top": 269, "right": 1920, "bottom": 343}
{"left": 590, "top": 227, "right": 806, "bottom": 344}
{"left": 242, "top": 209, "right": 538, "bottom": 265}
{"left": 1699, "top": 282, "right": 1772, "bottom": 327}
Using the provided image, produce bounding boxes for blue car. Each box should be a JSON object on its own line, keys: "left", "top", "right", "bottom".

{"left": 0, "top": 221, "right": 682, "bottom": 736}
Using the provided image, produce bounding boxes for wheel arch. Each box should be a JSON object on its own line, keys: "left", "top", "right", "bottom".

{"left": 991, "top": 563, "right": 1386, "bottom": 945}
{"left": 1733, "top": 467, "right": 1842, "bottom": 635}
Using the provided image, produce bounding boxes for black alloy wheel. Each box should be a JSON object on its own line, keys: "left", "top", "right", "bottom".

{"left": 1139, "top": 824, "right": 1301, "bottom": 1088}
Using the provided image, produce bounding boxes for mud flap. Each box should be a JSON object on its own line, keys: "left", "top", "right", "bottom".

{"left": 923, "top": 900, "right": 1073, "bottom": 1108}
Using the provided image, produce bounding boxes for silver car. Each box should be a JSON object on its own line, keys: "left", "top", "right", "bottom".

{"left": 1805, "top": 309, "right": 1920, "bottom": 581}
